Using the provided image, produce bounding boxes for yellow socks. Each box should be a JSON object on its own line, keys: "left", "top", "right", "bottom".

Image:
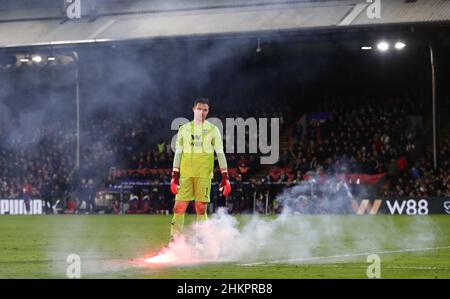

{"left": 196, "top": 213, "right": 208, "bottom": 223}
{"left": 170, "top": 213, "right": 185, "bottom": 238}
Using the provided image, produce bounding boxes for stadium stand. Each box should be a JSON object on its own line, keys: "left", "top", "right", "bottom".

{"left": 0, "top": 94, "right": 448, "bottom": 214}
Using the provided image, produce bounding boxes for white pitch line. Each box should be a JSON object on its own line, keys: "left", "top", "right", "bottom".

{"left": 386, "top": 266, "right": 446, "bottom": 270}
{"left": 292, "top": 264, "right": 447, "bottom": 270}
{"left": 238, "top": 245, "right": 450, "bottom": 266}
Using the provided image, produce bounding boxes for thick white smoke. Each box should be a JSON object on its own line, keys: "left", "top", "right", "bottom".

{"left": 144, "top": 176, "right": 439, "bottom": 267}
{"left": 42, "top": 176, "right": 441, "bottom": 278}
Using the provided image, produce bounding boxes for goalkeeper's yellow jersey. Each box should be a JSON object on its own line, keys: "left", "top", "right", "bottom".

{"left": 176, "top": 120, "right": 224, "bottom": 178}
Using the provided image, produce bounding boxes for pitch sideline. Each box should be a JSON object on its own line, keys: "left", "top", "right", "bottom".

{"left": 238, "top": 245, "right": 450, "bottom": 266}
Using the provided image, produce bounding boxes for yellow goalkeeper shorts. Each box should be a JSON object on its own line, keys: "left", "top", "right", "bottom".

{"left": 175, "top": 177, "right": 212, "bottom": 203}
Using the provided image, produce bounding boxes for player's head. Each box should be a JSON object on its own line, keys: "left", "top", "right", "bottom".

{"left": 193, "top": 98, "right": 209, "bottom": 122}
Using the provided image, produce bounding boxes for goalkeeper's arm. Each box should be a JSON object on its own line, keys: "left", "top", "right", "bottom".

{"left": 173, "top": 148, "right": 182, "bottom": 171}
{"left": 216, "top": 151, "right": 231, "bottom": 196}
{"left": 216, "top": 151, "right": 228, "bottom": 173}
{"left": 173, "top": 126, "right": 183, "bottom": 172}
{"left": 171, "top": 127, "right": 183, "bottom": 194}
{"left": 170, "top": 151, "right": 181, "bottom": 195}
{"left": 213, "top": 127, "right": 231, "bottom": 196}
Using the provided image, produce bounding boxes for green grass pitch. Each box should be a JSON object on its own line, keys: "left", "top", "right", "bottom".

{"left": 0, "top": 214, "right": 449, "bottom": 278}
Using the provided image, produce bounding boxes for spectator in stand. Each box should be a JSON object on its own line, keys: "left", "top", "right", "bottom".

{"left": 40, "top": 175, "right": 53, "bottom": 214}
{"left": 237, "top": 155, "right": 250, "bottom": 181}
{"left": 126, "top": 194, "right": 139, "bottom": 214}
{"left": 86, "top": 178, "right": 97, "bottom": 214}
{"left": 22, "top": 180, "right": 33, "bottom": 214}
{"left": 76, "top": 178, "right": 88, "bottom": 214}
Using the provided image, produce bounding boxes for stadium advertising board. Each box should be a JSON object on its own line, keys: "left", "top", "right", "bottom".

{"left": 0, "top": 198, "right": 448, "bottom": 215}
{"left": 351, "top": 198, "right": 450, "bottom": 215}
{"left": 0, "top": 199, "right": 43, "bottom": 215}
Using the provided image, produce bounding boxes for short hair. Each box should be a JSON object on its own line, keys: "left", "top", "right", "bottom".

{"left": 193, "top": 98, "right": 210, "bottom": 107}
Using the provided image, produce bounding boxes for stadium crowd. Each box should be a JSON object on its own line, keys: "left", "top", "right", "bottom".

{"left": 286, "top": 98, "right": 450, "bottom": 198}
{"left": 0, "top": 96, "right": 448, "bottom": 214}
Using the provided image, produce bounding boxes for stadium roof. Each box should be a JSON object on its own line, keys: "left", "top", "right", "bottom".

{"left": 1, "top": 0, "right": 450, "bottom": 48}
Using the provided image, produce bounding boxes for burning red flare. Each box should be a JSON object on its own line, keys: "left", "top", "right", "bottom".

{"left": 137, "top": 234, "right": 205, "bottom": 267}
{"left": 144, "top": 251, "right": 177, "bottom": 264}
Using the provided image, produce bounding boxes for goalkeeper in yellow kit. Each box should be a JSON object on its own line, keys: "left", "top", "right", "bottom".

{"left": 169, "top": 98, "right": 231, "bottom": 240}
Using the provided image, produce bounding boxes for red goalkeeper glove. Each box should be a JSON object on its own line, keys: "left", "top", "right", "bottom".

{"left": 219, "top": 171, "right": 231, "bottom": 197}
{"left": 170, "top": 170, "right": 180, "bottom": 195}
